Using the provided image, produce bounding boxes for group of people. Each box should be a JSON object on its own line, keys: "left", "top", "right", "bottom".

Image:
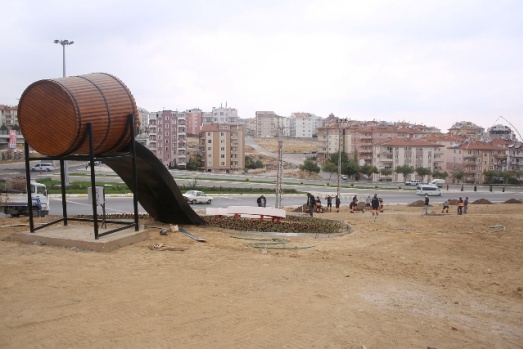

{"left": 306, "top": 193, "right": 341, "bottom": 216}
{"left": 425, "top": 195, "right": 469, "bottom": 215}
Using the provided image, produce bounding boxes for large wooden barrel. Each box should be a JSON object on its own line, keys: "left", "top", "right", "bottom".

{"left": 18, "top": 72, "right": 138, "bottom": 156}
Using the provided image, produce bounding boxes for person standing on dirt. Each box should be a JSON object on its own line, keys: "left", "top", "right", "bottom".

{"left": 365, "top": 195, "right": 372, "bottom": 210}
{"left": 424, "top": 194, "right": 430, "bottom": 215}
{"left": 306, "top": 193, "right": 316, "bottom": 217}
{"left": 457, "top": 196, "right": 464, "bottom": 215}
{"left": 371, "top": 194, "right": 380, "bottom": 216}
{"left": 442, "top": 198, "right": 450, "bottom": 213}
{"left": 257, "top": 195, "right": 266, "bottom": 207}
{"left": 335, "top": 195, "right": 341, "bottom": 213}
{"left": 464, "top": 196, "right": 469, "bottom": 214}
{"left": 326, "top": 195, "right": 332, "bottom": 212}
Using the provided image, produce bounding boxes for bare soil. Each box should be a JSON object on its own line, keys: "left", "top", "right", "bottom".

{"left": 253, "top": 137, "right": 318, "bottom": 153}
{"left": 1, "top": 203, "right": 522, "bottom": 349}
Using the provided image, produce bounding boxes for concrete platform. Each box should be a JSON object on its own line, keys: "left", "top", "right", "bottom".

{"left": 9, "top": 222, "right": 149, "bottom": 252}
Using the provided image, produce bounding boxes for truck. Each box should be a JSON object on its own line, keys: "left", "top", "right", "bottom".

{"left": 0, "top": 177, "right": 50, "bottom": 217}
{"left": 429, "top": 179, "right": 445, "bottom": 188}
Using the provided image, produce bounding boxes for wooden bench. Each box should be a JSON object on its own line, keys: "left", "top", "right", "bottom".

{"left": 226, "top": 206, "right": 286, "bottom": 223}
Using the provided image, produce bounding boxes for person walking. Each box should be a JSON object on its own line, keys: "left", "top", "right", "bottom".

{"left": 326, "top": 195, "right": 332, "bottom": 212}
{"left": 379, "top": 197, "right": 384, "bottom": 212}
{"left": 306, "top": 193, "right": 316, "bottom": 217}
{"left": 424, "top": 194, "right": 430, "bottom": 215}
{"left": 371, "top": 194, "right": 380, "bottom": 216}
{"left": 442, "top": 198, "right": 450, "bottom": 213}
{"left": 257, "top": 195, "right": 266, "bottom": 207}
{"left": 457, "top": 196, "right": 464, "bottom": 215}
{"left": 365, "top": 195, "right": 372, "bottom": 211}
{"left": 464, "top": 196, "right": 469, "bottom": 214}
{"left": 349, "top": 195, "right": 358, "bottom": 213}
{"left": 335, "top": 195, "right": 341, "bottom": 213}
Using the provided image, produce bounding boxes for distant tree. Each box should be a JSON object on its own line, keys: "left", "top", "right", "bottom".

{"left": 432, "top": 170, "right": 449, "bottom": 180}
{"left": 380, "top": 168, "right": 393, "bottom": 177}
{"left": 11, "top": 124, "right": 20, "bottom": 131}
{"left": 395, "top": 165, "right": 414, "bottom": 180}
{"left": 415, "top": 167, "right": 432, "bottom": 182}
{"left": 329, "top": 152, "right": 349, "bottom": 171}
{"left": 186, "top": 154, "right": 202, "bottom": 171}
{"left": 345, "top": 159, "right": 360, "bottom": 180}
{"left": 300, "top": 159, "right": 320, "bottom": 177}
{"left": 321, "top": 160, "right": 338, "bottom": 180}
{"left": 360, "top": 164, "right": 379, "bottom": 181}
{"left": 451, "top": 169, "right": 465, "bottom": 183}
{"left": 245, "top": 155, "right": 264, "bottom": 170}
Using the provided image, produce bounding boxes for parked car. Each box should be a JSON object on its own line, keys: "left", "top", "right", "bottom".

{"left": 429, "top": 179, "right": 445, "bottom": 188}
{"left": 183, "top": 190, "right": 213, "bottom": 204}
{"left": 31, "top": 163, "right": 54, "bottom": 172}
{"left": 404, "top": 179, "right": 420, "bottom": 186}
{"left": 341, "top": 175, "right": 348, "bottom": 180}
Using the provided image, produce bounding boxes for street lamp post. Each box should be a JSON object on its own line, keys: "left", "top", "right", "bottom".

{"left": 54, "top": 39, "right": 74, "bottom": 186}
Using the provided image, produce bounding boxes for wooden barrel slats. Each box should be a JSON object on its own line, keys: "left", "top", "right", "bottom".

{"left": 18, "top": 72, "right": 138, "bottom": 156}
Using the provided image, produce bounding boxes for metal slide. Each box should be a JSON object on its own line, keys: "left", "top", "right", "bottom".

{"left": 103, "top": 142, "right": 205, "bottom": 225}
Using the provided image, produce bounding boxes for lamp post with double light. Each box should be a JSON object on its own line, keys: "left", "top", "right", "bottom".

{"left": 54, "top": 39, "right": 74, "bottom": 185}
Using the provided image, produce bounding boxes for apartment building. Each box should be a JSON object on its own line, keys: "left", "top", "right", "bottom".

{"left": 372, "top": 138, "right": 445, "bottom": 182}
{"left": 316, "top": 125, "right": 342, "bottom": 161}
{"left": 148, "top": 110, "right": 187, "bottom": 168}
{"left": 0, "top": 105, "right": 18, "bottom": 128}
{"left": 185, "top": 109, "right": 203, "bottom": 136}
{"left": 255, "top": 111, "right": 282, "bottom": 138}
{"left": 487, "top": 124, "right": 516, "bottom": 141}
{"left": 199, "top": 123, "right": 245, "bottom": 173}
{"left": 507, "top": 142, "right": 523, "bottom": 172}
{"left": 448, "top": 121, "right": 485, "bottom": 138}
{"left": 448, "top": 141, "right": 507, "bottom": 183}
{"left": 202, "top": 106, "right": 240, "bottom": 125}
{"left": 289, "top": 112, "right": 316, "bottom": 138}
{"left": 346, "top": 123, "right": 399, "bottom": 166}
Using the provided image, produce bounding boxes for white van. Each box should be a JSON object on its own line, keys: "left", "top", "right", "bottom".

{"left": 429, "top": 179, "right": 445, "bottom": 188}
{"left": 31, "top": 163, "right": 54, "bottom": 172}
{"left": 416, "top": 184, "right": 442, "bottom": 196}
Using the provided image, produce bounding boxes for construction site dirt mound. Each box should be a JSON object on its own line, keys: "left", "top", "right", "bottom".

{"left": 504, "top": 198, "right": 523, "bottom": 204}
{"left": 472, "top": 198, "right": 493, "bottom": 204}
{"left": 408, "top": 199, "right": 428, "bottom": 207}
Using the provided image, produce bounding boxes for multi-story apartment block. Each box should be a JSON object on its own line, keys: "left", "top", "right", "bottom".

{"left": 202, "top": 105, "right": 240, "bottom": 125}
{"left": 0, "top": 105, "right": 18, "bottom": 128}
{"left": 289, "top": 112, "right": 316, "bottom": 138}
{"left": 487, "top": 124, "right": 516, "bottom": 141}
{"left": 185, "top": 109, "right": 203, "bottom": 136}
{"left": 148, "top": 110, "right": 187, "bottom": 168}
{"left": 448, "top": 141, "right": 507, "bottom": 183}
{"left": 448, "top": 121, "right": 485, "bottom": 138}
{"left": 199, "top": 124, "right": 245, "bottom": 173}
{"left": 346, "top": 123, "right": 399, "bottom": 166}
{"left": 507, "top": 142, "right": 523, "bottom": 172}
{"left": 316, "top": 125, "right": 342, "bottom": 162}
{"left": 255, "top": 111, "right": 283, "bottom": 138}
{"left": 372, "top": 138, "right": 445, "bottom": 182}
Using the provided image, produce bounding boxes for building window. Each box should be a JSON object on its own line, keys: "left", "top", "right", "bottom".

{"left": 208, "top": 140, "right": 211, "bottom": 143}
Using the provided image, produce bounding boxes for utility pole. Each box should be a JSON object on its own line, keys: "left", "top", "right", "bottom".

{"left": 337, "top": 120, "right": 342, "bottom": 198}
{"left": 275, "top": 125, "right": 283, "bottom": 208}
{"left": 54, "top": 39, "right": 74, "bottom": 186}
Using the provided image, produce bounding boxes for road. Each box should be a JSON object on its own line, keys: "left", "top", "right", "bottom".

{"left": 2, "top": 161, "right": 522, "bottom": 216}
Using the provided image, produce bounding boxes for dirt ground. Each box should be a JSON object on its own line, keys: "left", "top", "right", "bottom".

{"left": 252, "top": 137, "right": 318, "bottom": 154}
{"left": 1, "top": 203, "right": 522, "bottom": 349}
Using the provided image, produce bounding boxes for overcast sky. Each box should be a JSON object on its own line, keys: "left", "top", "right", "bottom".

{"left": 2, "top": 0, "right": 522, "bottom": 137}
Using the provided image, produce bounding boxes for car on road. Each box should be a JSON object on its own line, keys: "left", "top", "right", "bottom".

{"left": 183, "top": 190, "right": 213, "bottom": 204}
{"left": 31, "top": 163, "right": 54, "bottom": 172}
{"left": 404, "top": 179, "right": 420, "bottom": 186}
{"left": 85, "top": 161, "right": 102, "bottom": 168}
{"left": 341, "top": 175, "right": 348, "bottom": 180}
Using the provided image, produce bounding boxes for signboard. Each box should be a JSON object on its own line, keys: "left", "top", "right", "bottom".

{"left": 9, "top": 130, "right": 16, "bottom": 149}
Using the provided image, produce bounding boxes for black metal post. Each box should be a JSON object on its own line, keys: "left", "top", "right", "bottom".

{"left": 24, "top": 142, "right": 34, "bottom": 232}
{"left": 59, "top": 158, "right": 68, "bottom": 226}
{"left": 128, "top": 114, "right": 139, "bottom": 231}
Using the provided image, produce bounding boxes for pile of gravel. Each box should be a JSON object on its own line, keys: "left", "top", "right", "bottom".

{"left": 504, "top": 198, "right": 523, "bottom": 204}
{"left": 472, "top": 198, "right": 493, "bottom": 204}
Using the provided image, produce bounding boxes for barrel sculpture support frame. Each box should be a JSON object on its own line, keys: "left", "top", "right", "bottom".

{"left": 25, "top": 115, "right": 140, "bottom": 239}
